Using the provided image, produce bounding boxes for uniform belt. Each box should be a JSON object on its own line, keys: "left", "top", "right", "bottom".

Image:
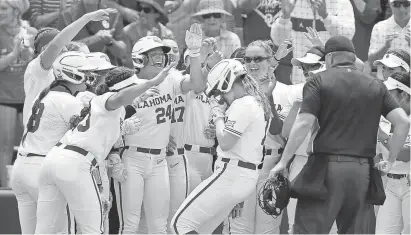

{"left": 124, "top": 146, "right": 164, "bottom": 155}
{"left": 56, "top": 142, "right": 97, "bottom": 166}
{"left": 387, "top": 173, "right": 407, "bottom": 180}
{"left": 265, "top": 148, "right": 284, "bottom": 156}
{"left": 166, "top": 148, "right": 185, "bottom": 156}
{"left": 327, "top": 155, "right": 369, "bottom": 164}
{"left": 184, "top": 144, "right": 216, "bottom": 155}
{"left": 221, "top": 158, "right": 259, "bottom": 170}
{"left": 22, "top": 153, "right": 46, "bottom": 157}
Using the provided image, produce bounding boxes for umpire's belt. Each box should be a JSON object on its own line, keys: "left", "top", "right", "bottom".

{"left": 221, "top": 158, "right": 259, "bottom": 171}
{"left": 166, "top": 148, "right": 185, "bottom": 156}
{"left": 56, "top": 142, "right": 97, "bottom": 166}
{"left": 124, "top": 146, "right": 164, "bottom": 155}
{"left": 265, "top": 148, "right": 284, "bottom": 156}
{"left": 327, "top": 155, "right": 369, "bottom": 164}
{"left": 184, "top": 144, "right": 216, "bottom": 155}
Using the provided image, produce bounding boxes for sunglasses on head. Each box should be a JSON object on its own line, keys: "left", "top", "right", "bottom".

{"left": 202, "top": 13, "right": 222, "bottom": 19}
{"left": 392, "top": 1, "right": 411, "bottom": 7}
{"left": 244, "top": 56, "right": 270, "bottom": 63}
{"left": 136, "top": 5, "right": 156, "bottom": 13}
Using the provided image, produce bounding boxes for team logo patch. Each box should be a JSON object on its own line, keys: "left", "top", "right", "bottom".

{"left": 226, "top": 120, "right": 236, "bottom": 128}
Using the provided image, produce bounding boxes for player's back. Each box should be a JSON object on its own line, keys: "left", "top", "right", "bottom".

{"left": 62, "top": 92, "right": 125, "bottom": 163}
{"left": 125, "top": 71, "right": 182, "bottom": 149}
{"left": 19, "top": 91, "right": 83, "bottom": 156}
{"left": 182, "top": 90, "right": 215, "bottom": 148}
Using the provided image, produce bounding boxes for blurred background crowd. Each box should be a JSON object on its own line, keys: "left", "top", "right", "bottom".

{"left": 0, "top": 0, "right": 410, "bottom": 188}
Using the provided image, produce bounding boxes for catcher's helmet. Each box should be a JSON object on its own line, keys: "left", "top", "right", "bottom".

{"left": 52, "top": 51, "right": 96, "bottom": 84}
{"left": 258, "top": 174, "right": 291, "bottom": 217}
{"left": 205, "top": 59, "right": 247, "bottom": 98}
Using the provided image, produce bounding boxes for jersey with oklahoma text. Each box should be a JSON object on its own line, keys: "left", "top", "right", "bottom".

{"left": 170, "top": 93, "right": 186, "bottom": 149}
{"left": 18, "top": 91, "right": 83, "bottom": 156}
{"left": 182, "top": 90, "right": 215, "bottom": 148}
{"left": 61, "top": 92, "right": 125, "bottom": 164}
{"left": 217, "top": 96, "right": 267, "bottom": 165}
{"left": 124, "top": 70, "right": 183, "bottom": 149}
{"left": 23, "top": 56, "right": 55, "bottom": 125}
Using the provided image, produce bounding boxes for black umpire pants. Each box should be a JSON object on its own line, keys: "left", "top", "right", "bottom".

{"left": 293, "top": 155, "right": 375, "bottom": 234}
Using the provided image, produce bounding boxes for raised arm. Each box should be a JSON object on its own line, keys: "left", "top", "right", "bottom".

{"left": 41, "top": 9, "right": 117, "bottom": 70}
{"left": 318, "top": 0, "right": 355, "bottom": 39}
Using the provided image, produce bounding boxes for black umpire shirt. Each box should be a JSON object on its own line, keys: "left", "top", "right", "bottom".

{"left": 300, "top": 63, "right": 399, "bottom": 158}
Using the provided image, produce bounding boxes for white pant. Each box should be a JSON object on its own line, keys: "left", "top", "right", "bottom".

{"left": 100, "top": 160, "right": 110, "bottom": 234}
{"left": 11, "top": 156, "right": 73, "bottom": 234}
{"left": 116, "top": 149, "right": 170, "bottom": 234}
{"left": 185, "top": 151, "right": 213, "bottom": 193}
{"left": 376, "top": 176, "right": 410, "bottom": 234}
{"left": 171, "top": 158, "right": 259, "bottom": 234}
{"left": 229, "top": 155, "right": 282, "bottom": 234}
{"left": 35, "top": 147, "right": 103, "bottom": 234}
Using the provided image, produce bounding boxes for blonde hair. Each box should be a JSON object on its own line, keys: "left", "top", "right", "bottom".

{"left": 238, "top": 74, "right": 272, "bottom": 121}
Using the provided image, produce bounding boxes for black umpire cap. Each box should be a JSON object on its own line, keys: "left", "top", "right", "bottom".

{"left": 324, "top": 36, "right": 356, "bottom": 55}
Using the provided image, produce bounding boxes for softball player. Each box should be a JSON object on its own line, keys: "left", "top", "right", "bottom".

{"left": 228, "top": 40, "right": 291, "bottom": 234}
{"left": 171, "top": 59, "right": 271, "bottom": 234}
{"left": 116, "top": 24, "right": 208, "bottom": 234}
{"left": 11, "top": 51, "right": 93, "bottom": 234}
{"left": 34, "top": 64, "right": 173, "bottom": 234}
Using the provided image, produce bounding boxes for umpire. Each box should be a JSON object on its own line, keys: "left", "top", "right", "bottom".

{"left": 270, "top": 36, "right": 410, "bottom": 234}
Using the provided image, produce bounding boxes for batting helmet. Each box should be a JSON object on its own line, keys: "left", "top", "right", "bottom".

{"left": 52, "top": 51, "right": 96, "bottom": 85}
{"left": 131, "top": 36, "right": 171, "bottom": 69}
{"left": 258, "top": 174, "right": 291, "bottom": 217}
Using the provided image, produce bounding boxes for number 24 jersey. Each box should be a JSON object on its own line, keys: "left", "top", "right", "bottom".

{"left": 124, "top": 70, "right": 183, "bottom": 149}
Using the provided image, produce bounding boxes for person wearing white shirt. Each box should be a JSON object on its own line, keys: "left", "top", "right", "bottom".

{"left": 376, "top": 71, "right": 410, "bottom": 234}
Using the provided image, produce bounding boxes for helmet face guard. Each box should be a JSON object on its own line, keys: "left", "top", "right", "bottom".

{"left": 52, "top": 51, "right": 97, "bottom": 85}
{"left": 258, "top": 174, "right": 291, "bottom": 218}
{"left": 205, "top": 59, "right": 247, "bottom": 98}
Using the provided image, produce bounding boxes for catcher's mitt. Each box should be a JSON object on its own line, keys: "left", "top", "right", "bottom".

{"left": 258, "top": 174, "right": 291, "bottom": 217}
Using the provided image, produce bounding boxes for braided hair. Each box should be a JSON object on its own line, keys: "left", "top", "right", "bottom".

{"left": 33, "top": 27, "right": 59, "bottom": 57}
{"left": 237, "top": 74, "right": 272, "bottom": 121}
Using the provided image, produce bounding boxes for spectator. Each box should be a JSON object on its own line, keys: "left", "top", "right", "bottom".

{"left": 350, "top": 0, "right": 382, "bottom": 61}
{"left": 123, "top": 0, "right": 173, "bottom": 49}
{"left": 0, "top": 0, "right": 36, "bottom": 187}
{"left": 376, "top": 71, "right": 410, "bottom": 235}
{"left": 270, "top": 0, "right": 355, "bottom": 84}
{"left": 57, "top": 0, "right": 132, "bottom": 67}
{"left": 25, "top": 0, "right": 72, "bottom": 28}
{"left": 374, "top": 48, "right": 410, "bottom": 80}
{"left": 367, "top": 0, "right": 410, "bottom": 73}
{"left": 106, "top": 0, "right": 140, "bottom": 26}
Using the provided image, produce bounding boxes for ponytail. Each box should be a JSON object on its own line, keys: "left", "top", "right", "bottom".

{"left": 69, "top": 106, "right": 90, "bottom": 130}
{"left": 96, "top": 83, "right": 109, "bottom": 95}
{"left": 96, "top": 67, "right": 136, "bottom": 95}
{"left": 239, "top": 74, "right": 271, "bottom": 121}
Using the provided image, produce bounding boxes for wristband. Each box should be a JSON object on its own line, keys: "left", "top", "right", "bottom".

{"left": 188, "top": 48, "right": 201, "bottom": 57}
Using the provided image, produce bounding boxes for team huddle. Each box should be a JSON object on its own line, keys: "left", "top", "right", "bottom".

{"left": 8, "top": 5, "right": 411, "bottom": 235}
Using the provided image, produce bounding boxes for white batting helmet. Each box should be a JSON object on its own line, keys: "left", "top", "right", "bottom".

{"left": 52, "top": 51, "right": 96, "bottom": 84}
{"left": 205, "top": 59, "right": 247, "bottom": 97}
{"left": 131, "top": 36, "right": 171, "bottom": 68}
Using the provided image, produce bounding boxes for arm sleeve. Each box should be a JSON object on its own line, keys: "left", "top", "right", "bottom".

{"left": 299, "top": 75, "right": 322, "bottom": 117}
{"left": 270, "top": 17, "right": 293, "bottom": 46}
{"left": 223, "top": 99, "right": 254, "bottom": 137}
{"left": 381, "top": 84, "right": 400, "bottom": 117}
{"left": 322, "top": 0, "right": 355, "bottom": 39}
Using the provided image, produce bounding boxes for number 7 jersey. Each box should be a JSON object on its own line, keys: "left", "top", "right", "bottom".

{"left": 124, "top": 70, "right": 183, "bottom": 149}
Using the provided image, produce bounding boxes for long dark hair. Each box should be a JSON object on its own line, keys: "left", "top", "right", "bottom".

{"left": 69, "top": 67, "right": 136, "bottom": 129}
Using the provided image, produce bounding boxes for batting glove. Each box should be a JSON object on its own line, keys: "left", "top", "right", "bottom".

{"left": 209, "top": 97, "right": 227, "bottom": 123}
{"left": 121, "top": 116, "right": 143, "bottom": 136}
{"left": 113, "top": 136, "right": 124, "bottom": 149}
{"left": 76, "top": 91, "right": 96, "bottom": 107}
{"left": 203, "top": 123, "right": 216, "bottom": 139}
{"left": 185, "top": 23, "right": 203, "bottom": 58}
{"left": 108, "top": 153, "right": 128, "bottom": 182}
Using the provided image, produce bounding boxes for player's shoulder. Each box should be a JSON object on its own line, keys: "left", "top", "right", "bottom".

{"left": 233, "top": 95, "right": 259, "bottom": 110}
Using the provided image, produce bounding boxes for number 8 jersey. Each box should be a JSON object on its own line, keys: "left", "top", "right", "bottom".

{"left": 124, "top": 70, "right": 183, "bottom": 149}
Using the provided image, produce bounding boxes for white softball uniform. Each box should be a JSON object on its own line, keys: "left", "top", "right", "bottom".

{"left": 35, "top": 92, "right": 125, "bottom": 234}
{"left": 11, "top": 90, "right": 82, "bottom": 234}
{"left": 117, "top": 70, "right": 182, "bottom": 234}
{"left": 183, "top": 90, "right": 215, "bottom": 193}
{"left": 172, "top": 95, "right": 267, "bottom": 234}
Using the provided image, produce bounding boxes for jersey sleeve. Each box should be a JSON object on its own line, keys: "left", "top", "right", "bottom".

{"left": 23, "top": 57, "right": 53, "bottom": 95}
{"left": 300, "top": 75, "right": 322, "bottom": 117}
{"left": 223, "top": 98, "right": 256, "bottom": 137}
{"left": 92, "top": 92, "right": 117, "bottom": 113}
